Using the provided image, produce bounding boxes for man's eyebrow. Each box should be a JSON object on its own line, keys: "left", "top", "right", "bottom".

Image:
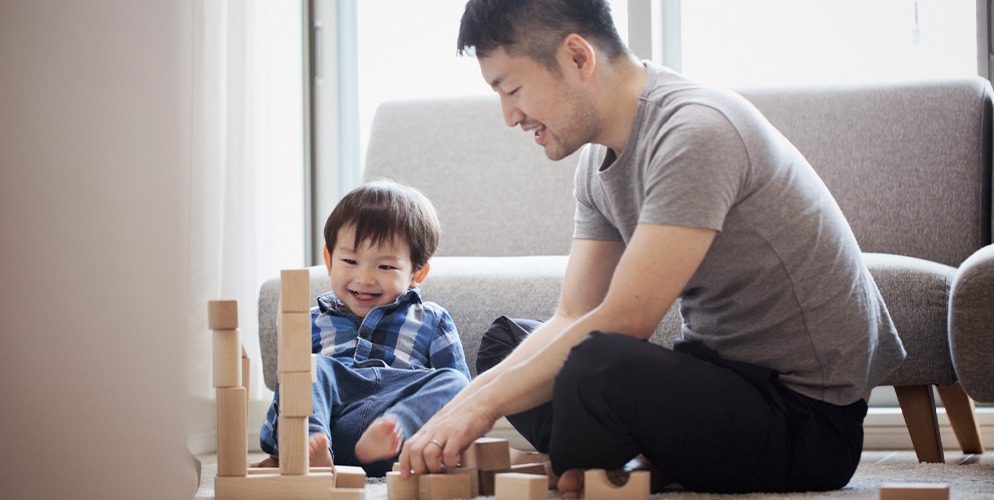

{"left": 488, "top": 75, "right": 504, "bottom": 90}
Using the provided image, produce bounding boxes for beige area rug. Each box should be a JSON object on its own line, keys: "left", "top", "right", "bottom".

{"left": 196, "top": 462, "right": 994, "bottom": 499}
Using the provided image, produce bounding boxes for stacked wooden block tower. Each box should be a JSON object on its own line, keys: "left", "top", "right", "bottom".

{"left": 209, "top": 269, "right": 367, "bottom": 500}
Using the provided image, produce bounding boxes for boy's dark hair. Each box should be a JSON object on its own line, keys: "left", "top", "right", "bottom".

{"left": 457, "top": 0, "right": 629, "bottom": 73}
{"left": 323, "top": 179, "right": 441, "bottom": 270}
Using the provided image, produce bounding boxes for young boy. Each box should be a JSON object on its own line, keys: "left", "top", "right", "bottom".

{"left": 256, "top": 179, "right": 471, "bottom": 477}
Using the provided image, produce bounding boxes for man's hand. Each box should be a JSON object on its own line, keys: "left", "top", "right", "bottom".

{"left": 398, "top": 394, "right": 500, "bottom": 476}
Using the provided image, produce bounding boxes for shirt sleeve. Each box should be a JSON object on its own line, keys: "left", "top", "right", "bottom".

{"left": 426, "top": 307, "right": 472, "bottom": 381}
{"left": 573, "top": 145, "right": 624, "bottom": 241}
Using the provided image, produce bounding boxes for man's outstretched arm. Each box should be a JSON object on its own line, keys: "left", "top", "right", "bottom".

{"left": 398, "top": 223, "right": 716, "bottom": 475}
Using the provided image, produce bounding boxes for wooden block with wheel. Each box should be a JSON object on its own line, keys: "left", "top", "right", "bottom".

{"left": 419, "top": 473, "right": 472, "bottom": 500}
{"left": 584, "top": 469, "right": 650, "bottom": 500}
{"left": 386, "top": 471, "right": 420, "bottom": 500}
{"left": 460, "top": 437, "right": 511, "bottom": 471}
{"left": 495, "top": 472, "right": 547, "bottom": 500}
{"left": 879, "top": 482, "right": 949, "bottom": 500}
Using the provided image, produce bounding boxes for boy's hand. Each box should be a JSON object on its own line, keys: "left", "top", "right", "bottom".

{"left": 398, "top": 395, "right": 499, "bottom": 476}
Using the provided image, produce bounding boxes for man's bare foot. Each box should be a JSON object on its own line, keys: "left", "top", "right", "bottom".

{"left": 354, "top": 415, "right": 404, "bottom": 464}
{"left": 509, "top": 447, "right": 558, "bottom": 489}
{"left": 250, "top": 455, "right": 279, "bottom": 468}
{"left": 309, "top": 433, "right": 334, "bottom": 468}
{"left": 557, "top": 468, "right": 586, "bottom": 499}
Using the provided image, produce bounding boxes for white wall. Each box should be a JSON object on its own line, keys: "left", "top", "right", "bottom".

{"left": 0, "top": 1, "right": 194, "bottom": 498}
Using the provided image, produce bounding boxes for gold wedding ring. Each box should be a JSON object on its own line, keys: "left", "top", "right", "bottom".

{"left": 429, "top": 439, "right": 444, "bottom": 449}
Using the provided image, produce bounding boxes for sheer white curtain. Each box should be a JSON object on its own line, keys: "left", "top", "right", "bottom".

{"left": 187, "top": 0, "right": 305, "bottom": 453}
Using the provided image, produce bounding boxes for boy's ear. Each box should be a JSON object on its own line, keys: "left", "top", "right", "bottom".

{"left": 323, "top": 246, "right": 332, "bottom": 274}
{"left": 409, "top": 262, "right": 430, "bottom": 288}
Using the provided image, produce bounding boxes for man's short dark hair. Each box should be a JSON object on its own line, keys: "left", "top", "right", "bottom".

{"left": 323, "top": 179, "right": 441, "bottom": 270}
{"left": 457, "top": 0, "right": 629, "bottom": 72}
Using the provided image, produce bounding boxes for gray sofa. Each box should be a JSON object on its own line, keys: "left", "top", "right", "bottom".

{"left": 259, "top": 78, "right": 993, "bottom": 463}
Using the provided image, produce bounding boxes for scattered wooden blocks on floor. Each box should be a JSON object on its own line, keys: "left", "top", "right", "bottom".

{"left": 213, "top": 328, "right": 242, "bottom": 388}
{"left": 334, "top": 465, "right": 368, "bottom": 489}
{"left": 879, "top": 483, "right": 950, "bottom": 500}
{"left": 584, "top": 469, "right": 650, "bottom": 500}
{"left": 495, "top": 472, "right": 547, "bottom": 500}
{"left": 419, "top": 473, "right": 472, "bottom": 500}
{"left": 448, "top": 467, "right": 479, "bottom": 498}
{"left": 215, "top": 386, "right": 247, "bottom": 477}
{"left": 208, "top": 299, "right": 239, "bottom": 330}
{"left": 280, "top": 269, "right": 312, "bottom": 312}
{"left": 215, "top": 472, "right": 335, "bottom": 500}
{"left": 328, "top": 488, "right": 365, "bottom": 500}
{"left": 386, "top": 471, "right": 420, "bottom": 500}
{"left": 278, "top": 415, "right": 309, "bottom": 475}
{"left": 478, "top": 469, "right": 510, "bottom": 497}
{"left": 460, "top": 437, "right": 511, "bottom": 471}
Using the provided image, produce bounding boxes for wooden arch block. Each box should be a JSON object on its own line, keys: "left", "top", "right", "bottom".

{"left": 584, "top": 469, "right": 650, "bottom": 500}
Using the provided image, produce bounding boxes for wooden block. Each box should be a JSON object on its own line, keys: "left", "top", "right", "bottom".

{"left": 279, "top": 311, "right": 313, "bottom": 372}
{"left": 460, "top": 437, "right": 510, "bottom": 471}
{"left": 334, "top": 465, "right": 368, "bottom": 489}
{"left": 479, "top": 469, "right": 511, "bottom": 496}
{"left": 216, "top": 387, "right": 247, "bottom": 477}
{"left": 241, "top": 353, "right": 250, "bottom": 425}
{"left": 215, "top": 472, "right": 334, "bottom": 500}
{"left": 281, "top": 269, "right": 312, "bottom": 312}
{"left": 278, "top": 415, "right": 309, "bottom": 475}
{"left": 419, "top": 473, "right": 471, "bottom": 500}
{"left": 209, "top": 300, "right": 238, "bottom": 329}
{"left": 448, "top": 468, "right": 479, "bottom": 498}
{"left": 213, "top": 329, "right": 242, "bottom": 388}
{"left": 584, "top": 469, "right": 650, "bottom": 500}
{"left": 510, "top": 463, "right": 546, "bottom": 476}
{"left": 386, "top": 471, "right": 420, "bottom": 500}
{"left": 495, "top": 472, "right": 546, "bottom": 500}
{"left": 312, "top": 353, "right": 318, "bottom": 383}
{"left": 279, "top": 371, "right": 314, "bottom": 417}
{"left": 328, "top": 488, "right": 365, "bottom": 500}
{"left": 879, "top": 483, "right": 949, "bottom": 500}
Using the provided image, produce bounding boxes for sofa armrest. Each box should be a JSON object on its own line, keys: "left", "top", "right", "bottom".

{"left": 949, "top": 244, "right": 994, "bottom": 402}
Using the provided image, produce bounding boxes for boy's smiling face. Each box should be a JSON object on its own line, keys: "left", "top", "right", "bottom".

{"left": 324, "top": 225, "right": 425, "bottom": 318}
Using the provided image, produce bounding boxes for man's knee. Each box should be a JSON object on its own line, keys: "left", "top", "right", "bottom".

{"left": 476, "top": 316, "right": 543, "bottom": 374}
{"left": 556, "top": 331, "right": 636, "bottom": 394}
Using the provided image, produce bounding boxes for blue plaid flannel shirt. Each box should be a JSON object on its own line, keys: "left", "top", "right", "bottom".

{"left": 311, "top": 288, "right": 470, "bottom": 379}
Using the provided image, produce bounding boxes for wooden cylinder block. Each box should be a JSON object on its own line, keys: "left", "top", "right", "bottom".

{"left": 213, "top": 328, "right": 242, "bottom": 388}
{"left": 208, "top": 300, "right": 238, "bottom": 329}
{"left": 216, "top": 387, "right": 247, "bottom": 477}
{"left": 278, "top": 415, "right": 309, "bottom": 475}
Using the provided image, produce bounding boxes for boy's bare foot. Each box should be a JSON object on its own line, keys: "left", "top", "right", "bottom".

{"left": 354, "top": 415, "right": 404, "bottom": 464}
{"left": 250, "top": 455, "right": 279, "bottom": 468}
{"left": 509, "top": 447, "right": 558, "bottom": 489}
{"left": 309, "top": 433, "right": 334, "bottom": 468}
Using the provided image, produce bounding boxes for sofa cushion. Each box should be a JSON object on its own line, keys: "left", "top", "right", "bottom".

{"left": 863, "top": 253, "right": 957, "bottom": 387}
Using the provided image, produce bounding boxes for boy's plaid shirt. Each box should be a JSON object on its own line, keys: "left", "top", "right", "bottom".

{"left": 311, "top": 288, "right": 470, "bottom": 379}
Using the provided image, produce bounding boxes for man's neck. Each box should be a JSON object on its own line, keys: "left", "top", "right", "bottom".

{"left": 596, "top": 55, "right": 648, "bottom": 155}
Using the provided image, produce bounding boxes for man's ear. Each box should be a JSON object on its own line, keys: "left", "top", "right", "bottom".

{"left": 409, "top": 262, "right": 430, "bottom": 288}
{"left": 560, "top": 33, "right": 597, "bottom": 81}
{"left": 323, "top": 246, "right": 332, "bottom": 275}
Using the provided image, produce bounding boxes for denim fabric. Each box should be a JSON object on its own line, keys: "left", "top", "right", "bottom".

{"left": 261, "top": 355, "right": 468, "bottom": 477}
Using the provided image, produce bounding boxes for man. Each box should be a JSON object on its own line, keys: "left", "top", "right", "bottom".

{"left": 398, "top": 0, "right": 905, "bottom": 495}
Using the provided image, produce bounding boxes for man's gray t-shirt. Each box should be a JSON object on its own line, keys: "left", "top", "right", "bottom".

{"left": 573, "top": 64, "right": 905, "bottom": 405}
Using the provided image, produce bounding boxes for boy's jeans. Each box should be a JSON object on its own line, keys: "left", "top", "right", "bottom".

{"left": 260, "top": 355, "right": 469, "bottom": 477}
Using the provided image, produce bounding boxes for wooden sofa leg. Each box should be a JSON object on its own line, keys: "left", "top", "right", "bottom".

{"left": 936, "top": 382, "right": 985, "bottom": 454}
{"left": 894, "top": 385, "right": 945, "bottom": 463}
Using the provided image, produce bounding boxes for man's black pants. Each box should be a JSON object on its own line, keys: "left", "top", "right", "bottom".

{"left": 476, "top": 316, "right": 867, "bottom": 494}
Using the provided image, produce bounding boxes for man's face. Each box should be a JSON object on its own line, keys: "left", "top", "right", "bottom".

{"left": 479, "top": 46, "right": 600, "bottom": 161}
{"left": 327, "top": 225, "right": 419, "bottom": 318}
